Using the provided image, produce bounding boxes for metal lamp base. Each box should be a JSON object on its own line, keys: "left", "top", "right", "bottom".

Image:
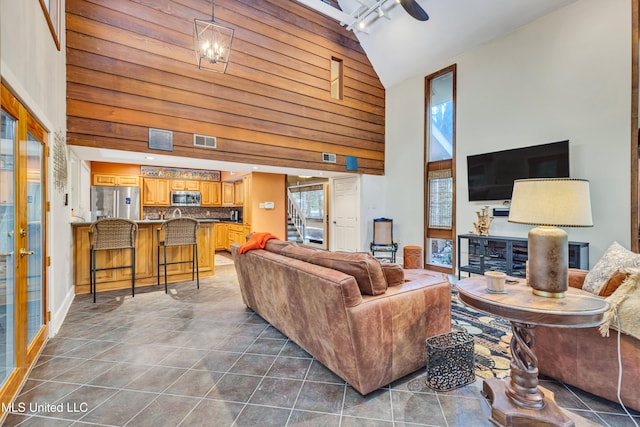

{"left": 528, "top": 227, "right": 568, "bottom": 298}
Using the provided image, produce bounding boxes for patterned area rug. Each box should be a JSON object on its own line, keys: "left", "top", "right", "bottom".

{"left": 451, "top": 287, "right": 513, "bottom": 379}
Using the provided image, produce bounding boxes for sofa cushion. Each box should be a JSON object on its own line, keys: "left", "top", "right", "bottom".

{"left": 280, "top": 244, "right": 319, "bottom": 261}
{"left": 381, "top": 263, "right": 405, "bottom": 287}
{"left": 264, "top": 239, "right": 296, "bottom": 255}
{"left": 310, "top": 252, "right": 387, "bottom": 296}
{"left": 583, "top": 242, "right": 640, "bottom": 295}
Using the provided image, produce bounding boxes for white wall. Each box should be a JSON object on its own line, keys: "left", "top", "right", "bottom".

{"left": 381, "top": 0, "right": 632, "bottom": 268}
{"left": 1, "top": 0, "right": 73, "bottom": 335}
{"left": 360, "top": 174, "right": 387, "bottom": 251}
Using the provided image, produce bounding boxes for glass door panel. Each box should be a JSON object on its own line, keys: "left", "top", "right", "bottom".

{"left": 0, "top": 110, "right": 16, "bottom": 386}
{"left": 25, "top": 134, "right": 44, "bottom": 343}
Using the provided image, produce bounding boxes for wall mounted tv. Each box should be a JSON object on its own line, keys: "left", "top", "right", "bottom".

{"left": 467, "top": 140, "right": 570, "bottom": 201}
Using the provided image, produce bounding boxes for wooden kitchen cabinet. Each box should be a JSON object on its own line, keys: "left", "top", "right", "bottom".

{"left": 142, "top": 178, "right": 170, "bottom": 206}
{"left": 222, "top": 182, "right": 234, "bottom": 206}
{"left": 234, "top": 180, "right": 244, "bottom": 205}
{"left": 201, "top": 181, "right": 221, "bottom": 206}
{"left": 171, "top": 180, "right": 200, "bottom": 191}
{"left": 215, "top": 223, "right": 228, "bottom": 251}
{"left": 227, "top": 224, "right": 250, "bottom": 250}
{"left": 93, "top": 174, "right": 139, "bottom": 187}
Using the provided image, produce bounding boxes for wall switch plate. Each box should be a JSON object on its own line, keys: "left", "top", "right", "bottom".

{"left": 264, "top": 201, "right": 274, "bottom": 209}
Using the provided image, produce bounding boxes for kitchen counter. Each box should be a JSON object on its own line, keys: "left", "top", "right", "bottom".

{"left": 71, "top": 218, "right": 245, "bottom": 226}
{"left": 71, "top": 221, "right": 217, "bottom": 295}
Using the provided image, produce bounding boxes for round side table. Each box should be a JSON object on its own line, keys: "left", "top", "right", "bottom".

{"left": 403, "top": 246, "right": 423, "bottom": 269}
{"left": 456, "top": 277, "right": 608, "bottom": 427}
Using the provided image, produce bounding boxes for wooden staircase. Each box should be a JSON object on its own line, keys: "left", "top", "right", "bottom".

{"left": 287, "top": 216, "right": 303, "bottom": 243}
{"left": 287, "top": 188, "right": 306, "bottom": 243}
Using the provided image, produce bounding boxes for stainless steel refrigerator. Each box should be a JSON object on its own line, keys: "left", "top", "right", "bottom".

{"left": 91, "top": 186, "right": 140, "bottom": 221}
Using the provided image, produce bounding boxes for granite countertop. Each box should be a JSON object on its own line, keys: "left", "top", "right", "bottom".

{"left": 71, "top": 219, "right": 245, "bottom": 226}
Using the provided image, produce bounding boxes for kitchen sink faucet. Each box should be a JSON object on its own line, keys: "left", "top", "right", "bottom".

{"left": 172, "top": 208, "right": 182, "bottom": 218}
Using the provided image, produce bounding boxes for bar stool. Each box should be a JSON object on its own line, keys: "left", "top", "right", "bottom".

{"left": 89, "top": 218, "right": 138, "bottom": 303}
{"left": 157, "top": 218, "right": 200, "bottom": 293}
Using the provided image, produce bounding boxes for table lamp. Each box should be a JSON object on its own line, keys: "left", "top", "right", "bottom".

{"left": 508, "top": 178, "right": 593, "bottom": 298}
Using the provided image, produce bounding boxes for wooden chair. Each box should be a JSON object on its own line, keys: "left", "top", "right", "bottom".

{"left": 370, "top": 218, "right": 398, "bottom": 263}
{"left": 157, "top": 218, "right": 199, "bottom": 293}
{"left": 89, "top": 218, "right": 138, "bottom": 303}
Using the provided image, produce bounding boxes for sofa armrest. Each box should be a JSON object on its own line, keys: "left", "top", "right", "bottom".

{"left": 344, "top": 278, "right": 451, "bottom": 394}
{"left": 568, "top": 268, "right": 588, "bottom": 289}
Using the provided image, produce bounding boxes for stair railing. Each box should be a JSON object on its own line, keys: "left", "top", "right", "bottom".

{"left": 287, "top": 189, "right": 306, "bottom": 243}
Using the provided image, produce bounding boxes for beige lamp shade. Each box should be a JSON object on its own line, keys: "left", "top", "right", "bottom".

{"left": 508, "top": 178, "right": 593, "bottom": 227}
{"left": 508, "top": 178, "right": 593, "bottom": 298}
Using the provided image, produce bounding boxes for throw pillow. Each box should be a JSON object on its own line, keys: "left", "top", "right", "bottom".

{"left": 583, "top": 242, "right": 640, "bottom": 295}
{"left": 308, "top": 251, "right": 388, "bottom": 296}
{"left": 381, "top": 263, "right": 405, "bottom": 287}
{"left": 280, "top": 245, "right": 319, "bottom": 261}
{"left": 598, "top": 269, "right": 629, "bottom": 297}
{"left": 264, "top": 239, "right": 296, "bottom": 255}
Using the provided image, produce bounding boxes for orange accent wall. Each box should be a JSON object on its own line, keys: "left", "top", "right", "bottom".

{"left": 250, "top": 172, "right": 286, "bottom": 239}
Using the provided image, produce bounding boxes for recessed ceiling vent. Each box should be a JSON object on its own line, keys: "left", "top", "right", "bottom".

{"left": 322, "top": 152, "right": 337, "bottom": 163}
{"left": 194, "top": 134, "right": 217, "bottom": 149}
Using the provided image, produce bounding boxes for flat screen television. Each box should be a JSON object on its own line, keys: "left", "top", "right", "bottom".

{"left": 467, "top": 140, "right": 570, "bottom": 201}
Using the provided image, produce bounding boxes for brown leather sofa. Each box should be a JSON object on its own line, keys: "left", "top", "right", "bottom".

{"left": 535, "top": 270, "right": 640, "bottom": 411}
{"left": 231, "top": 240, "right": 452, "bottom": 395}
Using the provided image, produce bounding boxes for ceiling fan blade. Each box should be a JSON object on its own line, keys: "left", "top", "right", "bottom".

{"left": 399, "top": 0, "right": 429, "bottom": 21}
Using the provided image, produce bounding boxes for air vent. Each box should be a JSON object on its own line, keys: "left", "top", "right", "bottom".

{"left": 322, "top": 152, "right": 337, "bottom": 163}
{"left": 194, "top": 134, "right": 217, "bottom": 149}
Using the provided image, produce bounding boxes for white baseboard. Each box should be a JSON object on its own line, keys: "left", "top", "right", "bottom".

{"left": 48, "top": 287, "right": 76, "bottom": 337}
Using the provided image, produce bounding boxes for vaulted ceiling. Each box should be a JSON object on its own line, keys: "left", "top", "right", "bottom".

{"left": 298, "top": 0, "right": 579, "bottom": 88}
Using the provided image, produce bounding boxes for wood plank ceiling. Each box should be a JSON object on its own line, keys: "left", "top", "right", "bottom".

{"left": 66, "top": 0, "right": 386, "bottom": 175}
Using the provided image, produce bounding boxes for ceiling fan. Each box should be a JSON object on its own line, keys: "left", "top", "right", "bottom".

{"left": 399, "top": 0, "right": 429, "bottom": 21}
{"left": 295, "top": 0, "right": 429, "bottom": 32}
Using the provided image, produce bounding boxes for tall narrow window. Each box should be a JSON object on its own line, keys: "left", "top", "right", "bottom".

{"left": 39, "top": 0, "right": 61, "bottom": 50}
{"left": 330, "top": 57, "right": 344, "bottom": 100}
{"left": 425, "top": 65, "right": 456, "bottom": 272}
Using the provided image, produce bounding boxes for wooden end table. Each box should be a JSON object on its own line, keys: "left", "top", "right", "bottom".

{"left": 456, "top": 277, "right": 609, "bottom": 427}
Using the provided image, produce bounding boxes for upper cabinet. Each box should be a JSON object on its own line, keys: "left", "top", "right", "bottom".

{"left": 93, "top": 174, "right": 139, "bottom": 187}
{"left": 171, "top": 180, "right": 200, "bottom": 191}
{"left": 222, "top": 182, "right": 235, "bottom": 206}
{"left": 143, "top": 178, "right": 170, "bottom": 206}
{"left": 234, "top": 180, "right": 244, "bottom": 205}
{"left": 201, "top": 181, "right": 221, "bottom": 206}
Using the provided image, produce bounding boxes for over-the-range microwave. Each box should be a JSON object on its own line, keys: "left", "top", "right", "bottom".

{"left": 171, "top": 191, "right": 201, "bottom": 206}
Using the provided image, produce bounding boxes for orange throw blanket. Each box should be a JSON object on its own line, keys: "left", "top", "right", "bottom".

{"left": 238, "top": 232, "right": 279, "bottom": 254}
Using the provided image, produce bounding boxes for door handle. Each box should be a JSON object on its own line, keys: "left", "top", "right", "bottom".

{"left": 20, "top": 248, "right": 35, "bottom": 257}
{"left": 0, "top": 251, "right": 13, "bottom": 257}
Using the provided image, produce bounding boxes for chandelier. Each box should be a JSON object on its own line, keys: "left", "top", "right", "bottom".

{"left": 194, "top": 0, "right": 234, "bottom": 73}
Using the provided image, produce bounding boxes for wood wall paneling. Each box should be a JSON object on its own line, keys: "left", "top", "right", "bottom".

{"left": 66, "top": 0, "right": 385, "bottom": 174}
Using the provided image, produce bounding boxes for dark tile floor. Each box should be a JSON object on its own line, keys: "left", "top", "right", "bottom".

{"left": 2, "top": 256, "right": 639, "bottom": 427}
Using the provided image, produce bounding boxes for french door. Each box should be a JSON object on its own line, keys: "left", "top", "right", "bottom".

{"left": 0, "top": 84, "right": 48, "bottom": 412}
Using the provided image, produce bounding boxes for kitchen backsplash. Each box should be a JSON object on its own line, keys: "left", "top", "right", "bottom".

{"left": 142, "top": 206, "right": 243, "bottom": 221}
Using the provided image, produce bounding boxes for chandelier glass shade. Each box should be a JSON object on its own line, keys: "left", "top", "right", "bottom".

{"left": 193, "top": 1, "right": 234, "bottom": 73}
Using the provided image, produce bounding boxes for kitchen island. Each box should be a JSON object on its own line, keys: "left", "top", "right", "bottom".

{"left": 71, "top": 219, "right": 232, "bottom": 295}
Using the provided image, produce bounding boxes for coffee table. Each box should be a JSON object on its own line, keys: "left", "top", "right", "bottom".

{"left": 456, "top": 277, "right": 609, "bottom": 427}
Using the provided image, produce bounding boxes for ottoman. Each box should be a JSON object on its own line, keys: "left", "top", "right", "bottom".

{"left": 403, "top": 245, "right": 423, "bottom": 269}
